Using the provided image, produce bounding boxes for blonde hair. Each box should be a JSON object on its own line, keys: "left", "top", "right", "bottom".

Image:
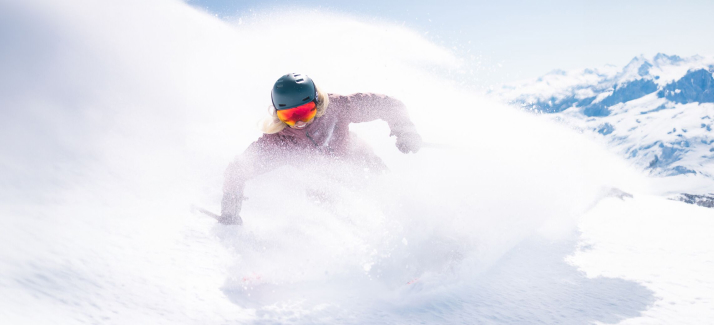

{"left": 259, "top": 84, "right": 330, "bottom": 134}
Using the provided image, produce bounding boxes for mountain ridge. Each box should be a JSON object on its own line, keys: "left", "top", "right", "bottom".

{"left": 493, "top": 53, "right": 714, "bottom": 179}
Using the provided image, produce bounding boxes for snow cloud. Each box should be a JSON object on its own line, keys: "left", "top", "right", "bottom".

{"left": 0, "top": 0, "right": 649, "bottom": 323}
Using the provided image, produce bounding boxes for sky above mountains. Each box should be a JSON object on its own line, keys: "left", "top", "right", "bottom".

{"left": 185, "top": 0, "right": 714, "bottom": 87}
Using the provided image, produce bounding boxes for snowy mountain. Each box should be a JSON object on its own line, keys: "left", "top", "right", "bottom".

{"left": 494, "top": 54, "right": 714, "bottom": 178}
{"left": 3, "top": 0, "right": 714, "bottom": 323}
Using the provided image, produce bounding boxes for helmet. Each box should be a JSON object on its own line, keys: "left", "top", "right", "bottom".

{"left": 271, "top": 73, "right": 317, "bottom": 110}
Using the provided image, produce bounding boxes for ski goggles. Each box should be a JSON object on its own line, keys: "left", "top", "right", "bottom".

{"left": 276, "top": 101, "right": 317, "bottom": 126}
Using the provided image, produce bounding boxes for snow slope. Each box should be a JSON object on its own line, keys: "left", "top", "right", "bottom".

{"left": 570, "top": 195, "right": 714, "bottom": 324}
{"left": 1, "top": 0, "right": 713, "bottom": 324}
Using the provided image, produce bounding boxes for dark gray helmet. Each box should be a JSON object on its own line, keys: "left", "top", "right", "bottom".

{"left": 271, "top": 73, "right": 317, "bottom": 110}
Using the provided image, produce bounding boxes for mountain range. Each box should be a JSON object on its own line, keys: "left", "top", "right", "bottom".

{"left": 494, "top": 53, "right": 714, "bottom": 179}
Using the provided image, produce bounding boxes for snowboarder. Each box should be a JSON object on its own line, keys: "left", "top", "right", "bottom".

{"left": 218, "top": 73, "right": 422, "bottom": 225}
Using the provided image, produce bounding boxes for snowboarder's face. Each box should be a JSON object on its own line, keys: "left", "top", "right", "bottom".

{"left": 291, "top": 120, "right": 312, "bottom": 129}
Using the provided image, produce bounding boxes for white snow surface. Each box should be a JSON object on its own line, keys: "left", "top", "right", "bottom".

{"left": 1, "top": 0, "right": 714, "bottom": 324}
{"left": 570, "top": 195, "right": 714, "bottom": 324}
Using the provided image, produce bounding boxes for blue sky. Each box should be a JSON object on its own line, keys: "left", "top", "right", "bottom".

{"left": 186, "top": 0, "right": 714, "bottom": 85}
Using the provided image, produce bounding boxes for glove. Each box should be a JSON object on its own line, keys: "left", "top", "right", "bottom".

{"left": 220, "top": 191, "right": 245, "bottom": 225}
{"left": 395, "top": 131, "right": 423, "bottom": 153}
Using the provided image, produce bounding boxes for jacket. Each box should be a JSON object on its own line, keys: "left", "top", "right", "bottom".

{"left": 221, "top": 93, "right": 420, "bottom": 219}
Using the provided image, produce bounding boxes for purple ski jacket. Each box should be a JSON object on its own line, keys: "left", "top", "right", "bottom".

{"left": 221, "top": 93, "right": 419, "bottom": 219}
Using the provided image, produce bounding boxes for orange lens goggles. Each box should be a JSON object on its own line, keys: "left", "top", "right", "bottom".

{"left": 276, "top": 101, "right": 317, "bottom": 126}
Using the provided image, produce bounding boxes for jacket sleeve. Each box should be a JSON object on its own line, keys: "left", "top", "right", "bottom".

{"left": 339, "top": 93, "right": 419, "bottom": 137}
{"left": 221, "top": 134, "right": 287, "bottom": 218}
